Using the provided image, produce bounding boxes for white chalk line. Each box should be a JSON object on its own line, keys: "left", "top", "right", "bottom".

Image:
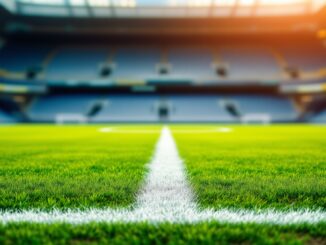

{"left": 171, "top": 127, "right": 234, "bottom": 134}
{"left": 98, "top": 127, "right": 233, "bottom": 135}
{"left": 1, "top": 127, "right": 325, "bottom": 225}
{"left": 98, "top": 127, "right": 161, "bottom": 134}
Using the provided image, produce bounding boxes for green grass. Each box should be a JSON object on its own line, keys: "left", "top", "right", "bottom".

{"left": 1, "top": 124, "right": 325, "bottom": 244}
{"left": 0, "top": 222, "right": 325, "bottom": 245}
{"left": 0, "top": 125, "right": 160, "bottom": 210}
{"left": 173, "top": 125, "right": 326, "bottom": 211}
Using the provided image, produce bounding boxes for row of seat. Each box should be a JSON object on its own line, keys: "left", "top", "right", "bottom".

{"left": 310, "top": 110, "right": 326, "bottom": 123}
{"left": 0, "top": 109, "right": 15, "bottom": 123}
{"left": 279, "top": 45, "right": 326, "bottom": 73}
{"left": 28, "top": 95, "right": 297, "bottom": 123}
{"left": 1, "top": 43, "right": 326, "bottom": 82}
{"left": 2, "top": 95, "right": 325, "bottom": 124}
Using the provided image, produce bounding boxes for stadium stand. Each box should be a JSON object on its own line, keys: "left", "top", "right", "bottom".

{"left": 1, "top": 42, "right": 325, "bottom": 84}
{"left": 28, "top": 94, "right": 100, "bottom": 122}
{"left": 219, "top": 47, "right": 281, "bottom": 81}
{"left": 46, "top": 48, "right": 108, "bottom": 81}
{"left": 28, "top": 94, "right": 160, "bottom": 123}
{"left": 280, "top": 45, "right": 326, "bottom": 73}
{"left": 92, "top": 95, "right": 158, "bottom": 122}
{"left": 0, "top": 1, "right": 325, "bottom": 125}
{"left": 0, "top": 42, "right": 49, "bottom": 75}
{"left": 167, "top": 48, "right": 216, "bottom": 80}
{"left": 310, "top": 109, "right": 326, "bottom": 123}
{"left": 0, "top": 40, "right": 309, "bottom": 124}
{"left": 113, "top": 48, "right": 161, "bottom": 81}
{"left": 168, "top": 95, "right": 237, "bottom": 122}
{"left": 166, "top": 95, "right": 296, "bottom": 123}
{"left": 0, "top": 109, "right": 14, "bottom": 123}
{"left": 231, "top": 95, "right": 297, "bottom": 122}
{"left": 26, "top": 94, "right": 298, "bottom": 123}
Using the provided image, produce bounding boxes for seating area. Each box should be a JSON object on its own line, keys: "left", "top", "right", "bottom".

{"left": 46, "top": 48, "right": 109, "bottom": 81}
{"left": 310, "top": 109, "right": 326, "bottom": 123}
{"left": 92, "top": 95, "right": 158, "bottom": 122}
{"left": 280, "top": 45, "right": 326, "bottom": 73}
{"left": 28, "top": 94, "right": 160, "bottom": 123}
{"left": 167, "top": 48, "right": 216, "bottom": 80}
{"left": 168, "top": 96, "right": 236, "bottom": 122}
{"left": 112, "top": 48, "right": 161, "bottom": 81}
{"left": 43, "top": 46, "right": 282, "bottom": 82}
{"left": 219, "top": 47, "right": 281, "bottom": 81}
{"left": 0, "top": 109, "right": 15, "bottom": 123}
{"left": 0, "top": 41, "right": 324, "bottom": 124}
{"left": 0, "top": 42, "right": 49, "bottom": 74}
{"left": 24, "top": 94, "right": 298, "bottom": 123}
{"left": 231, "top": 95, "right": 297, "bottom": 122}
{"left": 28, "top": 94, "right": 100, "bottom": 122}
{"left": 1, "top": 42, "right": 326, "bottom": 83}
{"left": 167, "top": 95, "right": 296, "bottom": 123}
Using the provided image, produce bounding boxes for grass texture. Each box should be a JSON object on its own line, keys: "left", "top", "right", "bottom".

{"left": 1, "top": 124, "right": 325, "bottom": 244}
{"left": 0, "top": 125, "right": 160, "bottom": 210}
{"left": 173, "top": 125, "right": 326, "bottom": 211}
{"left": 0, "top": 222, "right": 325, "bottom": 245}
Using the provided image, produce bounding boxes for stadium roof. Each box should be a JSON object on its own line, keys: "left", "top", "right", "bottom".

{"left": 1, "top": 0, "right": 325, "bottom": 18}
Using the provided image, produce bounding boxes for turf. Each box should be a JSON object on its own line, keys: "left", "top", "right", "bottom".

{"left": 172, "top": 125, "right": 326, "bottom": 211}
{"left": 0, "top": 125, "right": 160, "bottom": 210}
{"left": 1, "top": 124, "right": 325, "bottom": 244}
{"left": 0, "top": 222, "right": 325, "bottom": 245}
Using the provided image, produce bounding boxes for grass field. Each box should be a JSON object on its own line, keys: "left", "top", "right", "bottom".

{"left": 0, "top": 125, "right": 160, "bottom": 210}
{"left": 1, "top": 222, "right": 325, "bottom": 245}
{"left": 173, "top": 125, "right": 326, "bottom": 211}
{"left": 0, "top": 124, "right": 325, "bottom": 244}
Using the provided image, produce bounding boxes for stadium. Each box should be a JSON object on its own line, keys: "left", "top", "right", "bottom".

{"left": 0, "top": 0, "right": 325, "bottom": 244}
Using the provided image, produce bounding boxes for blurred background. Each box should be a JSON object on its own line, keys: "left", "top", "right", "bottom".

{"left": 0, "top": 0, "right": 326, "bottom": 124}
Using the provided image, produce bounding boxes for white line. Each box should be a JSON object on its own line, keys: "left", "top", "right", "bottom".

{"left": 134, "top": 127, "right": 197, "bottom": 221}
{"left": 172, "top": 128, "right": 233, "bottom": 134}
{"left": 0, "top": 127, "right": 325, "bottom": 224}
{"left": 98, "top": 128, "right": 161, "bottom": 134}
{"left": 98, "top": 127, "right": 114, "bottom": 133}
